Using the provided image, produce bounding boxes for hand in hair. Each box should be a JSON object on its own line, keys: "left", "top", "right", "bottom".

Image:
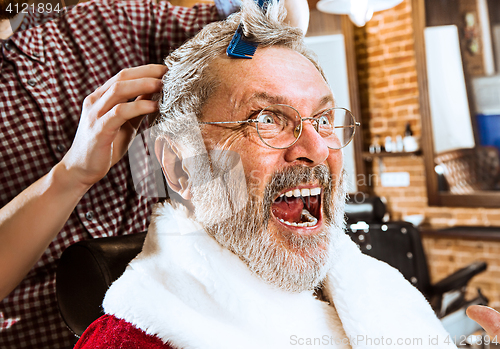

{"left": 61, "top": 64, "right": 167, "bottom": 188}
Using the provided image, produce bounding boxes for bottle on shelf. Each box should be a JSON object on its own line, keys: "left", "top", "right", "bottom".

{"left": 396, "top": 135, "right": 404, "bottom": 152}
{"left": 403, "top": 123, "right": 419, "bottom": 152}
{"left": 369, "top": 135, "right": 382, "bottom": 153}
{"left": 385, "top": 136, "right": 393, "bottom": 152}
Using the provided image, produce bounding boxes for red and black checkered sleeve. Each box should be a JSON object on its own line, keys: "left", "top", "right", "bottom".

{"left": 100, "top": 0, "right": 220, "bottom": 65}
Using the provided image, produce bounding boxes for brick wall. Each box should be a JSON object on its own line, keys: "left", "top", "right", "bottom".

{"left": 354, "top": 0, "right": 500, "bottom": 309}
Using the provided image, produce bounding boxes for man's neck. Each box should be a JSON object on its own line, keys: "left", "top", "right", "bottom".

{"left": 0, "top": 13, "right": 25, "bottom": 40}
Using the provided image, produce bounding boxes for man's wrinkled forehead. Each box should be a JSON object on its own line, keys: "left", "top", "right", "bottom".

{"left": 208, "top": 46, "right": 326, "bottom": 86}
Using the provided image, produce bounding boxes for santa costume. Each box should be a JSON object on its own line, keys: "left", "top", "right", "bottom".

{"left": 75, "top": 202, "right": 457, "bottom": 349}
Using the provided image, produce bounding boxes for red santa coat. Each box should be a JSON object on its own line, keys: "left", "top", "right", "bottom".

{"left": 75, "top": 314, "right": 173, "bottom": 349}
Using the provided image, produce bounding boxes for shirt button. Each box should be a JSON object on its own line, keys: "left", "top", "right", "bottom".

{"left": 27, "top": 79, "right": 36, "bottom": 87}
{"left": 56, "top": 144, "right": 66, "bottom": 153}
{"left": 33, "top": 52, "right": 40, "bottom": 58}
{"left": 85, "top": 211, "right": 94, "bottom": 221}
{"left": 4, "top": 42, "right": 11, "bottom": 51}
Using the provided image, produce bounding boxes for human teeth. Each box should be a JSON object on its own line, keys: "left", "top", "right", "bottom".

{"left": 280, "top": 187, "right": 321, "bottom": 199}
{"left": 277, "top": 209, "right": 318, "bottom": 227}
{"left": 280, "top": 219, "right": 317, "bottom": 227}
{"left": 310, "top": 188, "right": 321, "bottom": 196}
{"left": 280, "top": 219, "right": 316, "bottom": 227}
{"left": 302, "top": 209, "right": 318, "bottom": 225}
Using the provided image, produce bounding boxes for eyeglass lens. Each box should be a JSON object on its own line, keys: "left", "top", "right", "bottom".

{"left": 255, "top": 104, "right": 356, "bottom": 149}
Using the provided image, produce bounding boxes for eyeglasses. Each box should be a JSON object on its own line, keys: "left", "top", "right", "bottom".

{"left": 199, "top": 104, "right": 360, "bottom": 150}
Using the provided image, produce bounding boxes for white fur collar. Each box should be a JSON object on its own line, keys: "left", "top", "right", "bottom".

{"left": 103, "top": 202, "right": 456, "bottom": 349}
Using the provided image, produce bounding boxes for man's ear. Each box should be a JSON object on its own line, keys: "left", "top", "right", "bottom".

{"left": 154, "top": 137, "right": 192, "bottom": 200}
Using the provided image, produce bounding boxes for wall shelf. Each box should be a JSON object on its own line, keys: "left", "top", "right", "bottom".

{"left": 362, "top": 150, "right": 422, "bottom": 162}
{"left": 421, "top": 226, "right": 500, "bottom": 241}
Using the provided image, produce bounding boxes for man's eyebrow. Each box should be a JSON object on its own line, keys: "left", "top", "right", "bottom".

{"left": 318, "top": 95, "right": 335, "bottom": 108}
{"left": 243, "top": 92, "right": 336, "bottom": 108}
{"left": 244, "top": 92, "right": 290, "bottom": 106}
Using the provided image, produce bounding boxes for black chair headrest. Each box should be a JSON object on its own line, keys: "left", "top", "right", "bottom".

{"left": 56, "top": 232, "right": 147, "bottom": 336}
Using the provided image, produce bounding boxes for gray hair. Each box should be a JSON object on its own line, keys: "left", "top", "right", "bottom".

{"left": 151, "top": 0, "right": 327, "bottom": 149}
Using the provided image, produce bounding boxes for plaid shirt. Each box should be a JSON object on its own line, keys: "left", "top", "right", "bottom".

{"left": 0, "top": 1, "right": 219, "bottom": 347}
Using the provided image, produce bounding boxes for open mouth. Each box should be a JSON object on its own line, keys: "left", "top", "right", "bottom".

{"left": 271, "top": 187, "right": 322, "bottom": 228}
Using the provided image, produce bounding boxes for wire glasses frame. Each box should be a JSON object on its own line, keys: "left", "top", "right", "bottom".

{"left": 199, "top": 104, "right": 360, "bottom": 150}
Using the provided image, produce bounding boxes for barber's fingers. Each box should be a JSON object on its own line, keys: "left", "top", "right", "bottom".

{"left": 83, "top": 64, "right": 166, "bottom": 115}
{"left": 91, "top": 64, "right": 167, "bottom": 100}
{"left": 467, "top": 305, "right": 500, "bottom": 338}
{"left": 92, "top": 100, "right": 156, "bottom": 168}
{"left": 99, "top": 99, "right": 158, "bottom": 135}
{"left": 89, "top": 78, "right": 162, "bottom": 119}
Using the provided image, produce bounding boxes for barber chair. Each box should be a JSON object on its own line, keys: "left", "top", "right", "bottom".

{"left": 56, "top": 232, "right": 147, "bottom": 336}
{"left": 345, "top": 196, "right": 488, "bottom": 344}
{"left": 434, "top": 146, "right": 500, "bottom": 194}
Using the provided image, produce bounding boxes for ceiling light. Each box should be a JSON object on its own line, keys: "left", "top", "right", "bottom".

{"left": 316, "top": 0, "right": 404, "bottom": 27}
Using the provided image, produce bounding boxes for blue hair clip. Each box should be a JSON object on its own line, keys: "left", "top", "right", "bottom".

{"left": 226, "top": 0, "right": 275, "bottom": 59}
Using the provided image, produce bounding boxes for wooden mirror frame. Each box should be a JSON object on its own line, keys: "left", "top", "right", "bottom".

{"left": 342, "top": 16, "right": 368, "bottom": 194}
{"left": 412, "top": 0, "right": 500, "bottom": 207}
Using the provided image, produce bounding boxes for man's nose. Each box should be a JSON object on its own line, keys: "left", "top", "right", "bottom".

{"left": 283, "top": 121, "right": 330, "bottom": 166}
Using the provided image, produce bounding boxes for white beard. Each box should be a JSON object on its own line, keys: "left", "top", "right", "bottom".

{"left": 188, "top": 150, "right": 347, "bottom": 292}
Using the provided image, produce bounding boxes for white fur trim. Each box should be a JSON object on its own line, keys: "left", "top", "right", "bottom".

{"left": 103, "top": 203, "right": 456, "bottom": 349}
{"left": 323, "top": 233, "right": 456, "bottom": 348}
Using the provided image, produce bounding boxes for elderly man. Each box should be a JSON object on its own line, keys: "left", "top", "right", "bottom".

{"left": 75, "top": 1, "right": 457, "bottom": 348}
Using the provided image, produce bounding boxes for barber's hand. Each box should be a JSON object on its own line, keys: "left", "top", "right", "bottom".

{"left": 467, "top": 305, "right": 500, "bottom": 338}
{"left": 61, "top": 64, "right": 167, "bottom": 190}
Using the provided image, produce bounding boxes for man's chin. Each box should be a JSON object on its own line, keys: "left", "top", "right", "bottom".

{"left": 207, "top": 214, "right": 334, "bottom": 293}
{"left": 203, "top": 221, "right": 336, "bottom": 293}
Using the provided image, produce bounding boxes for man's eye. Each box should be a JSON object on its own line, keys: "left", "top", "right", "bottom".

{"left": 257, "top": 113, "right": 277, "bottom": 124}
{"left": 317, "top": 115, "right": 330, "bottom": 126}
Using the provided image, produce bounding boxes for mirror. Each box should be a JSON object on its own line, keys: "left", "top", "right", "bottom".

{"left": 413, "top": 0, "right": 500, "bottom": 206}
{"left": 305, "top": 7, "right": 366, "bottom": 195}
